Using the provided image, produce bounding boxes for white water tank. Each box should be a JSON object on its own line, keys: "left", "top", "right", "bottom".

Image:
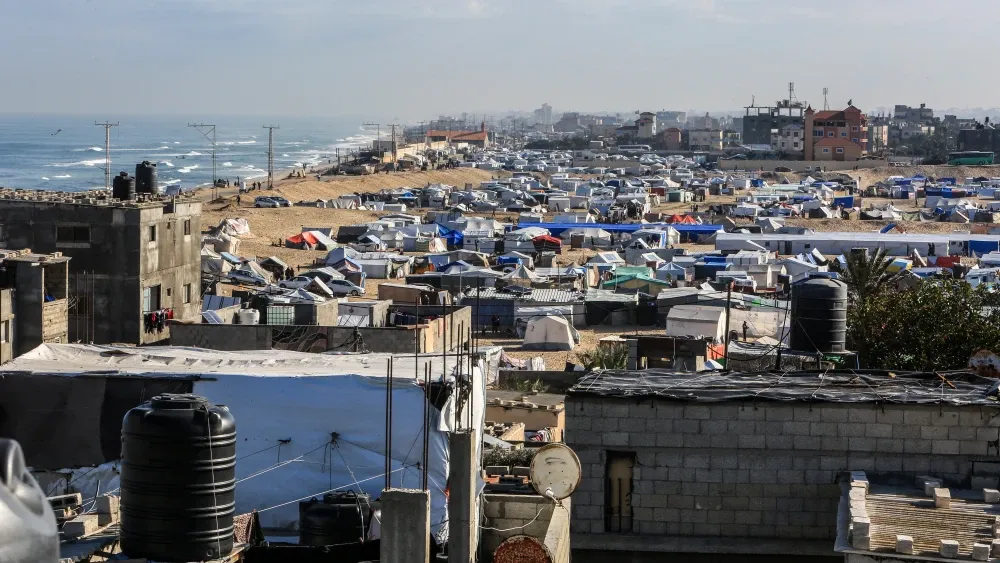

{"left": 238, "top": 308, "right": 260, "bottom": 325}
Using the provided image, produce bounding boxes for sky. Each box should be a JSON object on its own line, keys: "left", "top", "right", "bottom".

{"left": 2, "top": 0, "right": 999, "bottom": 120}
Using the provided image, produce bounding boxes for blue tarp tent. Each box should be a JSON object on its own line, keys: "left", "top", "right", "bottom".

{"left": 833, "top": 196, "right": 855, "bottom": 208}
{"left": 970, "top": 239, "right": 1000, "bottom": 257}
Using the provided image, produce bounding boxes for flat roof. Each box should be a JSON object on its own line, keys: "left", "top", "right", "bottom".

{"left": 568, "top": 369, "right": 1000, "bottom": 406}
{"left": 717, "top": 232, "right": 1000, "bottom": 243}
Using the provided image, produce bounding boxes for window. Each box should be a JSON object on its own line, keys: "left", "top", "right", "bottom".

{"left": 183, "top": 283, "right": 192, "bottom": 304}
{"left": 836, "top": 148, "right": 845, "bottom": 154}
{"left": 149, "top": 225, "right": 157, "bottom": 242}
{"left": 852, "top": 126, "right": 859, "bottom": 132}
{"left": 142, "top": 285, "right": 161, "bottom": 312}
{"left": 56, "top": 225, "right": 91, "bottom": 245}
{"left": 605, "top": 451, "right": 635, "bottom": 533}
{"left": 840, "top": 131, "right": 848, "bottom": 137}
{"left": 822, "top": 148, "right": 830, "bottom": 153}
{"left": 827, "top": 131, "right": 834, "bottom": 137}
{"left": 0, "top": 320, "right": 9, "bottom": 343}
{"left": 793, "top": 131, "right": 800, "bottom": 138}
{"left": 814, "top": 130, "right": 824, "bottom": 137}
{"left": 852, "top": 138, "right": 859, "bottom": 143}
{"left": 183, "top": 219, "right": 192, "bottom": 236}
{"left": 166, "top": 288, "right": 172, "bottom": 297}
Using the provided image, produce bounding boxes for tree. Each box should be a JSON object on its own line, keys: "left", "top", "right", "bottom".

{"left": 831, "top": 248, "right": 901, "bottom": 305}
{"left": 848, "top": 278, "right": 1000, "bottom": 370}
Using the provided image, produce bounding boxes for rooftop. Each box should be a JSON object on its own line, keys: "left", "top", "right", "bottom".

{"left": 0, "top": 188, "right": 197, "bottom": 208}
{"left": 567, "top": 369, "right": 1000, "bottom": 406}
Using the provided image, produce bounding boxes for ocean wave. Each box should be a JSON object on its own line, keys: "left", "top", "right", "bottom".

{"left": 222, "top": 162, "right": 233, "bottom": 167}
{"left": 181, "top": 151, "right": 202, "bottom": 157}
{"left": 118, "top": 146, "right": 170, "bottom": 151}
{"left": 281, "top": 153, "right": 290, "bottom": 157}
{"left": 47, "top": 159, "right": 105, "bottom": 168}
{"left": 41, "top": 177, "right": 50, "bottom": 181}
{"left": 72, "top": 146, "right": 104, "bottom": 153}
{"left": 160, "top": 178, "right": 182, "bottom": 186}
{"left": 160, "top": 160, "right": 174, "bottom": 167}
{"left": 178, "top": 165, "right": 200, "bottom": 174}
{"left": 54, "top": 174, "right": 72, "bottom": 179}
{"left": 237, "top": 140, "right": 256, "bottom": 145}
{"left": 174, "top": 141, "right": 180, "bottom": 144}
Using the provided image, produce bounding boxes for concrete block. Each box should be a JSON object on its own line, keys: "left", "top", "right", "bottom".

{"left": 852, "top": 533, "right": 870, "bottom": 550}
{"left": 939, "top": 539, "right": 960, "bottom": 558}
{"left": 992, "top": 516, "right": 1000, "bottom": 537}
{"left": 973, "top": 543, "right": 991, "bottom": 561}
{"left": 700, "top": 420, "right": 727, "bottom": 434}
{"left": 738, "top": 435, "right": 766, "bottom": 449}
{"left": 985, "top": 489, "right": 1000, "bottom": 504}
{"left": 94, "top": 495, "right": 119, "bottom": 526}
{"left": 628, "top": 434, "right": 656, "bottom": 447}
{"left": 484, "top": 500, "right": 503, "bottom": 519}
{"left": 851, "top": 517, "right": 870, "bottom": 536}
{"left": 992, "top": 539, "right": 1000, "bottom": 558}
{"left": 656, "top": 434, "right": 684, "bottom": 448}
{"left": 934, "top": 487, "right": 951, "bottom": 508}
{"left": 895, "top": 535, "right": 914, "bottom": 555}
{"left": 63, "top": 514, "right": 100, "bottom": 538}
{"left": 921, "top": 426, "right": 950, "bottom": 440}
{"left": 932, "top": 440, "right": 960, "bottom": 455}
{"left": 485, "top": 466, "right": 509, "bottom": 476}
{"left": 864, "top": 423, "right": 893, "bottom": 438}
{"left": 601, "top": 432, "right": 628, "bottom": 446}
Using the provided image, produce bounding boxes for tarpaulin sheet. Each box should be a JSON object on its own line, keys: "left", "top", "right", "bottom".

{"left": 568, "top": 369, "right": 1000, "bottom": 406}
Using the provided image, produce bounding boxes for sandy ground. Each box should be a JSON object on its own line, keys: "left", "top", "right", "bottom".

{"left": 198, "top": 163, "right": 1000, "bottom": 363}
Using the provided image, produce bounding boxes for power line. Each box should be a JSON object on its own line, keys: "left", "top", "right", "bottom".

{"left": 94, "top": 121, "right": 118, "bottom": 190}
{"left": 188, "top": 123, "right": 217, "bottom": 199}
{"left": 263, "top": 125, "right": 280, "bottom": 189}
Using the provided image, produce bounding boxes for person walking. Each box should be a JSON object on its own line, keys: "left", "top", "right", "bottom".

{"left": 236, "top": 194, "right": 241, "bottom": 207}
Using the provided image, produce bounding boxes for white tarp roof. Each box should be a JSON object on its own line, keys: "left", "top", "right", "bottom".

{"left": 522, "top": 316, "right": 575, "bottom": 351}
{"left": 4, "top": 344, "right": 489, "bottom": 539}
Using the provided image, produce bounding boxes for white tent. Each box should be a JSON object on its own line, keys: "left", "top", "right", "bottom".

{"left": 562, "top": 227, "right": 612, "bottom": 248}
{"left": 200, "top": 246, "right": 231, "bottom": 275}
{"left": 216, "top": 218, "right": 252, "bottom": 237}
{"left": 522, "top": 315, "right": 576, "bottom": 351}
{"left": 3, "top": 344, "right": 488, "bottom": 540}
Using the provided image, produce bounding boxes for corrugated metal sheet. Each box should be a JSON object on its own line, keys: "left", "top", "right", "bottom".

{"left": 202, "top": 295, "right": 241, "bottom": 311}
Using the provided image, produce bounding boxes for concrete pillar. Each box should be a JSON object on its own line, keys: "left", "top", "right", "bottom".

{"left": 449, "top": 431, "right": 477, "bottom": 563}
{"left": 380, "top": 489, "right": 430, "bottom": 563}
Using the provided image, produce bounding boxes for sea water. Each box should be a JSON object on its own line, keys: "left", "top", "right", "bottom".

{"left": 0, "top": 114, "right": 377, "bottom": 192}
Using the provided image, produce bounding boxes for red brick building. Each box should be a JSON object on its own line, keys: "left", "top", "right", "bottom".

{"left": 804, "top": 105, "right": 868, "bottom": 161}
{"left": 425, "top": 122, "right": 490, "bottom": 148}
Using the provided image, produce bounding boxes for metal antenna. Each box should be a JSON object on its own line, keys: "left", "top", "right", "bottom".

{"left": 188, "top": 124, "right": 217, "bottom": 199}
{"left": 263, "top": 125, "right": 280, "bottom": 188}
{"left": 362, "top": 122, "right": 381, "bottom": 156}
{"left": 94, "top": 121, "right": 118, "bottom": 190}
{"left": 788, "top": 82, "right": 797, "bottom": 104}
{"left": 823, "top": 88, "right": 830, "bottom": 111}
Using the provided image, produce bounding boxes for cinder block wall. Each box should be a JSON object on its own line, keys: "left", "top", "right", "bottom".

{"left": 565, "top": 398, "right": 1000, "bottom": 543}
{"left": 481, "top": 494, "right": 555, "bottom": 559}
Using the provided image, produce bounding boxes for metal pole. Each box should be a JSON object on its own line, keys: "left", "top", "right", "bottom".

{"left": 385, "top": 358, "right": 392, "bottom": 492}
{"left": 188, "top": 124, "right": 217, "bottom": 198}
{"left": 723, "top": 281, "right": 733, "bottom": 369}
{"left": 263, "top": 125, "right": 280, "bottom": 188}
{"left": 95, "top": 122, "right": 118, "bottom": 190}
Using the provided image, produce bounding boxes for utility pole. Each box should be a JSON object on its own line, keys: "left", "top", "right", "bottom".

{"left": 94, "top": 121, "right": 118, "bottom": 190}
{"left": 188, "top": 123, "right": 217, "bottom": 199}
{"left": 263, "top": 125, "right": 279, "bottom": 188}
{"left": 363, "top": 122, "right": 381, "bottom": 161}
{"left": 386, "top": 123, "right": 401, "bottom": 169}
{"left": 823, "top": 88, "right": 830, "bottom": 111}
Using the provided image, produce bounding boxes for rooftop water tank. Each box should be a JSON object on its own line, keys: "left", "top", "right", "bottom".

{"left": 112, "top": 172, "right": 136, "bottom": 201}
{"left": 0, "top": 439, "right": 58, "bottom": 563}
{"left": 135, "top": 161, "right": 158, "bottom": 194}
{"left": 789, "top": 276, "right": 848, "bottom": 354}
{"left": 298, "top": 491, "right": 372, "bottom": 547}
{"left": 237, "top": 308, "right": 260, "bottom": 325}
{"left": 120, "top": 394, "right": 236, "bottom": 562}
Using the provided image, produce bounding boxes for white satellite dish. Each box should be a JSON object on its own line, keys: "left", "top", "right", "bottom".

{"left": 529, "top": 443, "right": 581, "bottom": 501}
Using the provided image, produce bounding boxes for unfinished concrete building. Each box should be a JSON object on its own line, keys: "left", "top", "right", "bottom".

{"left": 564, "top": 369, "right": 1000, "bottom": 562}
{"left": 0, "top": 250, "right": 70, "bottom": 357}
{"left": 0, "top": 191, "right": 201, "bottom": 345}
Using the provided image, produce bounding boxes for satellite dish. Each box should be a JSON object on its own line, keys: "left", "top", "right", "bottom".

{"left": 529, "top": 443, "right": 581, "bottom": 501}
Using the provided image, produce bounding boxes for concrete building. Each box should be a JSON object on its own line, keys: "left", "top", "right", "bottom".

{"left": 890, "top": 123, "right": 935, "bottom": 142}
{"left": 743, "top": 100, "right": 806, "bottom": 146}
{"left": 804, "top": 105, "right": 868, "bottom": 161}
{"left": 662, "top": 127, "right": 682, "bottom": 150}
{"left": 0, "top": 251, "right": 70, "bottom": 358}
{"left": 425, "top": 123, "right": 490, "bottom": 148}
{"left": 894, "top": 103, "right": 934, "bottom": 124}
{"left": 655, "top": 111, "right": 686, "bottom": 126}
{"left": 534, "top": 103, "right": 554, "bottom": 126}
{"left": 688, "top": 129, "right": 723, "bottom": 151}
{"left": 565, "top": 369, "right": 1000, "bottom": 561}
{"left": 636, "top": 112, "right": 657, "bottom": 139}
{"left": 957, "top": 126, "right": 1000, "bottom": 153}
{"left": 868, "top": 123, "right": 889, "bottom": 154}
{"left": 769, "top": 123, "right": 805, "bottom": 156}
{"left": 0, "top": 192, "right": 202, "bottom": 345}
{"left": 687, "top": 113, "right": 720, "bottom": 131}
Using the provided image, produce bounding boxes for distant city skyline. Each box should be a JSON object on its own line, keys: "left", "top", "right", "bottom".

{"left": 3, "top": 0, "right": 1000, "bottom": 119}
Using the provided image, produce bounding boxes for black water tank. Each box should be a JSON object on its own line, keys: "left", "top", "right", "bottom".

{"left": 112, "top": 171, "right": 136, "bottom": 201}
{"left": 298, "top": 491, "right": 372, "bottom": 546}
{"left": 0, "top": 439, "right": 58, "bottom": 563}
{"left": 789, "top": 276, "right": 848, "bottom": 354}
{"left": 120, "top": 394, "right": 236, "bottom": 562}
{"left": 135, "top": 161, "right": 158, "bottom": 194}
